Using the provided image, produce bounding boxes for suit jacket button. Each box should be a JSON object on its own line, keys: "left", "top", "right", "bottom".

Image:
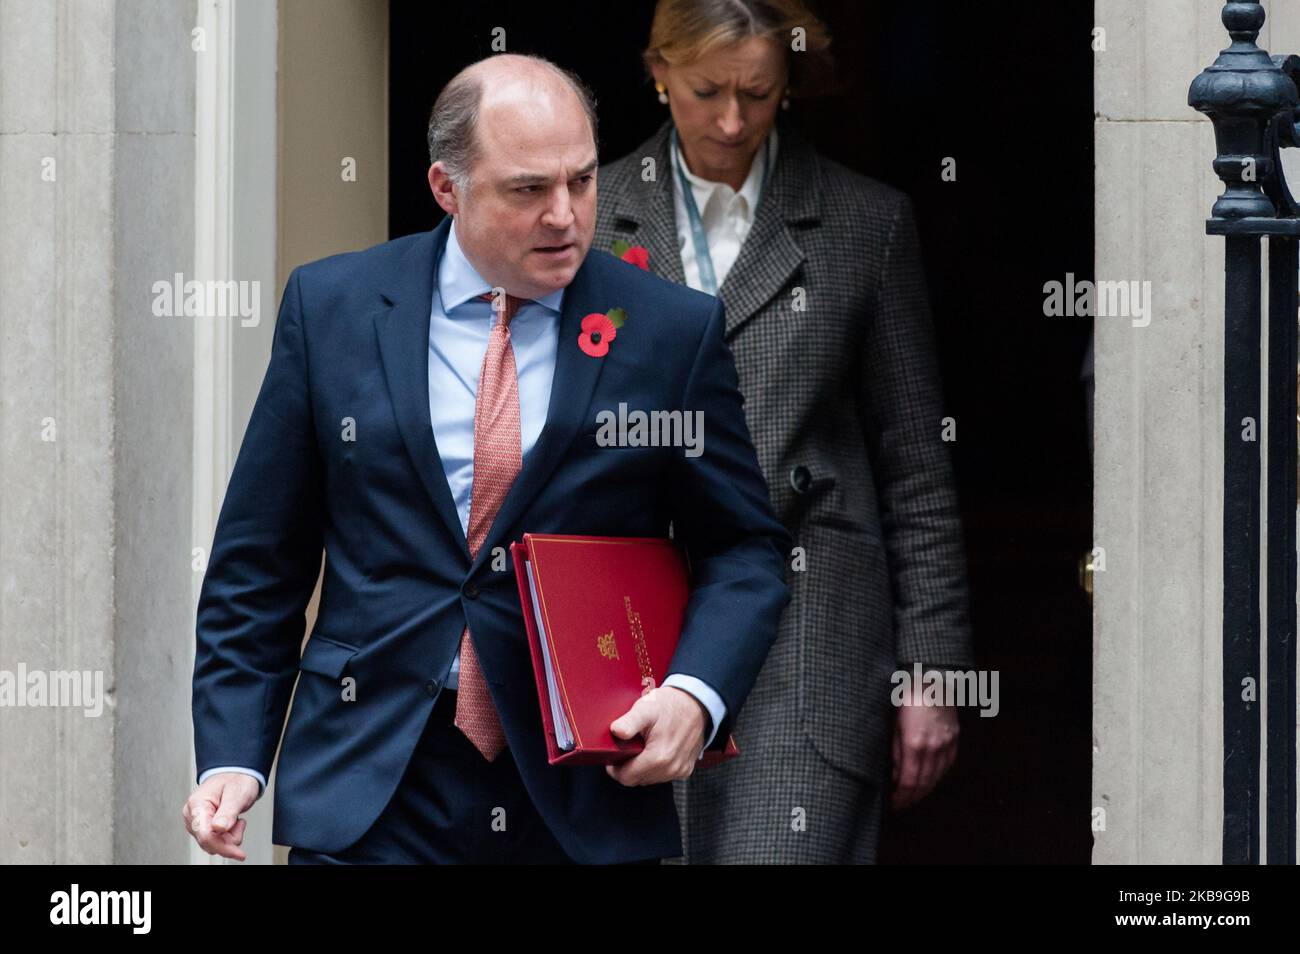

{"left": 789, "top": 465, "right": 812, "bottom": 494}
{"left": 463, "top": 581, "right": 480, "bottom": 599}
{"left": 425, "top": 679, "right": 440, "bottom": 697}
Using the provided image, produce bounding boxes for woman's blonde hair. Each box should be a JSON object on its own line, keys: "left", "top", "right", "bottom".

{"left": 643, "top": 0, "right": 835, "bottom": 101}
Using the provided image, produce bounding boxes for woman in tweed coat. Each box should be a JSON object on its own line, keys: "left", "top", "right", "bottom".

{"left": 592, "top": 0, "right": 975, "bottom": 863}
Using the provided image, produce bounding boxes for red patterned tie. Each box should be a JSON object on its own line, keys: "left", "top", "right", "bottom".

{"left": 453, "top": 290, "right": 524, "bottom": 761}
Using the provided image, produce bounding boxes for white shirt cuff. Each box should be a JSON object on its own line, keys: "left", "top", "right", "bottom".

{"left": 661, "top": 674, "right": 726, "bottom": 759}
{"left": 198, "top": 766, "right": 266, "bottom": 798}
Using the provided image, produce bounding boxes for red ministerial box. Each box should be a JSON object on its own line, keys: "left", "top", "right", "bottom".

{"left": 510, "top": 533, "right": 739, "bottom": 767}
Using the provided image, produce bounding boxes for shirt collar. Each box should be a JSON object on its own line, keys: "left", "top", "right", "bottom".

{"left": 673, "top": 125, "right": 778, "bottom": 220}
{"left": 437, "top": 217, "right": 566, "bottom": 314}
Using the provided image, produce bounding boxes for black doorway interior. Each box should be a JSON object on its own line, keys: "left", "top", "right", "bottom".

{"left": 389, "top": 0, "right": 1095, "bottom": 864}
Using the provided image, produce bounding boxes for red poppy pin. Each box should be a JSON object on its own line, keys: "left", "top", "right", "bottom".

{"left": 612, "top": 239, "right": 650, "bottom": 271}
{"left": 579, "top": 307, "right": 627, "bottom": 358}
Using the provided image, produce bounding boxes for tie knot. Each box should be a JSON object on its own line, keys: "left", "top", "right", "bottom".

{"left": 478, "top": 291, "right": 523, "bottom": 328}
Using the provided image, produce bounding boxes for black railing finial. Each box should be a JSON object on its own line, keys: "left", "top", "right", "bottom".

{"left": 1222, "top": 0, "right": 1263, "bottom": 44}
{"left": 1223, "top": 0, "right": 1264, "bottom": 44}
{"left": 1189, "top": 1, "right": 1297, "bottom": 220}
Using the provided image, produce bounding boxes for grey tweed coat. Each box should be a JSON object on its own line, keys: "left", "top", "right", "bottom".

{"left": 593, "top": 117, "right": 975, "bottom": 863}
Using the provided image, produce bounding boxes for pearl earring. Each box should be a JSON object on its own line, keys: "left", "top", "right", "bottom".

{"left": 656, "top": 82, "right": 669, "bottom": 105}
{"left": 781, "top": 90, "right": 791, "bottom": 111}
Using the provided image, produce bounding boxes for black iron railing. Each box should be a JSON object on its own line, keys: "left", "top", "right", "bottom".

{"left": 1189, "top": 0, "right": 1299, "bottom": 865}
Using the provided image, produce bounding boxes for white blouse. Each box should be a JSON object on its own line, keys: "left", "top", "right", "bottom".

{"left": 670, "top": 126, "right": 779, "bottom": 293}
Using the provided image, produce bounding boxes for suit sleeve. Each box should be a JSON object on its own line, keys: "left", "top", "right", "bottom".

{"left": 664, "top": 298, "right": 792, "bottom": 751}
{"left": 862, "top": 194, "right": 974, "bottom": 670}
{"left": 191, "top": 267, "right": 325, "bottom": 782}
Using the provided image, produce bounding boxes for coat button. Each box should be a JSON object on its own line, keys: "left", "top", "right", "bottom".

{"left": 789, "top": 465, "right": 812, "bottom": 494}
{"left": 463, "top": 581, "right": 479, "bottom": 599}
{"left": 425, "top": 679, "right": 440, "bottom": 698}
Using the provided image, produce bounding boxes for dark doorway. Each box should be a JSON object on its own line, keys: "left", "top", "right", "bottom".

{"left": 390, "top": 0, "right": 1095, "bottom": 863}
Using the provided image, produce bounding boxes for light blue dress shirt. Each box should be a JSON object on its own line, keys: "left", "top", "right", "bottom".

{"left": 199, "top": 219, "right": 725, "bottom": 798}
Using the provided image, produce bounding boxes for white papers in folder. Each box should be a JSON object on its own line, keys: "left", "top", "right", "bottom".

{"left": 524, "top": 558, "right": 574, "bottom": 751}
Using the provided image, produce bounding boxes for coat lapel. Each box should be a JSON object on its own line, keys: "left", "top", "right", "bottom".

{"left": 715, "top": 122, "right": 821, "bottom": 338}
{"left": 374, "top": 213, "right": 613, "bottom": 573}
{"left": 606, "top": 117, "right": 823, "bottom": 340}
{"left": 606, "top": 120, "right": 684, "bottom": 286}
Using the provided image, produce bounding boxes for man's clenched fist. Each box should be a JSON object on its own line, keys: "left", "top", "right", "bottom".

{"left": 182, "top": 773, "right": 260, "bottom": 861}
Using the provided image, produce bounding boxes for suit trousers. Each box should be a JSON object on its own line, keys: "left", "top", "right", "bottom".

{"left": 286, "top": 688, "right": 582, "bottom": 864}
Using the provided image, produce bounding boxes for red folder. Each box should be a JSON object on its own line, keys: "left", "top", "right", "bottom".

{"left": 510, "top": 533, "right": 739, "bottom": 767}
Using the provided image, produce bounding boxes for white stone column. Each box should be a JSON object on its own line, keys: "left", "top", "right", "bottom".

{"left": 0, "top": 0, "right": 196, "bottom": 863}
{"left": 0, "top": 0, "right": 390, "bottom": 864}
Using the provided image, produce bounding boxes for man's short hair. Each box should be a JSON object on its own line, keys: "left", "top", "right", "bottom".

{"left": 427, "top": 55, "right": 600, "bottom": 193}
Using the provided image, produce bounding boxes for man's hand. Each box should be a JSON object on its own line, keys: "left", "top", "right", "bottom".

{"left": 606, "top": 686, "right": 708, "bottom": 786}
{"left": 182, "top": 773, "right": 260, "bottom": 861}
{"left": 890, "top": 694, "right": 960, "bottom": 812}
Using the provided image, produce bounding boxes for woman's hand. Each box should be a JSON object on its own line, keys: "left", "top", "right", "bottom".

{"left": 890, "top": 693, "right": 960, "bottom": 812}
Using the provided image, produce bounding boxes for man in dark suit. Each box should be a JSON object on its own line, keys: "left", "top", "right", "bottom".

{"left": 183, "top": 53, "right": 790, "bottom": 864}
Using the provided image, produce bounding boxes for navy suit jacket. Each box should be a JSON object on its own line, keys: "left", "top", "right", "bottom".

{"left": 191, "top": 214, "right": 792, "bottom": 864}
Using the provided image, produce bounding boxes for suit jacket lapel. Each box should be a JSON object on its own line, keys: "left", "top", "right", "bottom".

{"left": 373, "top": 217, "right": 472, "bottom": 562}
{"left": 606, "top": 117, "right": 823, "bottom": 340}
{"left": 375, "top": 217, "right": 613, "bottom": 571}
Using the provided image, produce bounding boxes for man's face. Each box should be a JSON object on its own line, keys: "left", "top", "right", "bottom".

{"left": 429, "top": 80, "right": 597, "bottom": 300}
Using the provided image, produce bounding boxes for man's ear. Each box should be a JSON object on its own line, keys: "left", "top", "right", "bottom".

{"left": 428, "top": 162, "right": 459, "bottom": 216}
